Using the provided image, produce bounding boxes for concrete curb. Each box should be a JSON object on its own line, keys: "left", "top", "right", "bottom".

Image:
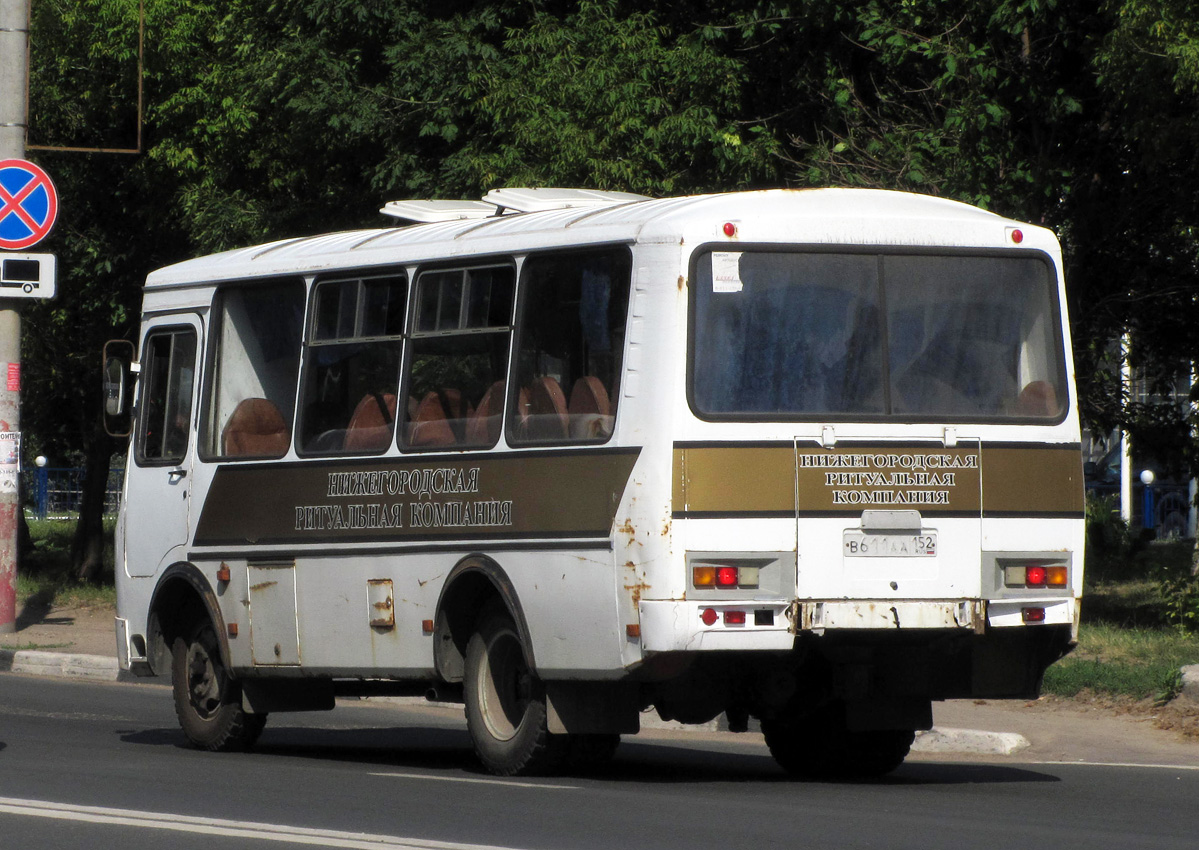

{"left": 912, "top": 726, "right": 1030, "bottom": 756}
{"left": 0, "top": 649, "right": 121, "bottom": 681}
{"left": 1180, "top": 665, "right": 1199, "bottom": 705}
{"left": 638, "top": 715, "right": 1030, "bottom": 757}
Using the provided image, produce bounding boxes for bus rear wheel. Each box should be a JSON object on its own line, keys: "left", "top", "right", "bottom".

{"left": 464, "top": 612, "right": 564, "bottom": 776}
{"left": 762, "top": 704, "right": 914, "bottom": 780}
{"left": 171, "top": 620, "right": 266, "bottom": 752}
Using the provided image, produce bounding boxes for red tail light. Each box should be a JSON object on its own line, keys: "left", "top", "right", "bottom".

{"left": 715, "top": 567, "right": 739, "bottom": 587}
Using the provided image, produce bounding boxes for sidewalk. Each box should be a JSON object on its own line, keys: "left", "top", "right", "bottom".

{"left": 0, "top": 601, "right": 124, "bottom": 680}
{"left": 4, "top": 600, "right": 1199, "bottom": 766}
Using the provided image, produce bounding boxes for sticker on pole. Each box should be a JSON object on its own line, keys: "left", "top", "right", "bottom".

{"left": 0, "top": 159, "right": 59, "bottom": 250}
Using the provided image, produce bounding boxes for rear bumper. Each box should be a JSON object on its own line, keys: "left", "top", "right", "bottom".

{"left": 798, "top": 599, "right": 986, "bottom": 633}
{"left": 640, "top": 596, "right": 1077, "bottom": 653}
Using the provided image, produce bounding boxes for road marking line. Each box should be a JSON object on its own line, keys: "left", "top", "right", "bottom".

{"left": 369, "top": 772, "right": 578, "bottom": 790}
{"left": 1033, "top": 761, "right": 1199, "bottom": 771}
{"left": 0, "top": 796, "right": 521, "bottom": 849}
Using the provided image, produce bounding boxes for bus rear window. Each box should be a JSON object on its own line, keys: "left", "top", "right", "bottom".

{"left": 690, "top": 250, "right": 1066, "bottom": 422}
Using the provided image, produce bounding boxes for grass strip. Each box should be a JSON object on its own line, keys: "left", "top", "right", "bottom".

{"left": 1044, "top": 623, "right": 1199, "bottom": 701}
{"left": 18, "top": 518, "right": 117, "bottom": 610}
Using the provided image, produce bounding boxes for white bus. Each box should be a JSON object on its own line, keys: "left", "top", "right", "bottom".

{"left": 105, "top": 188, "right": 1085, "bottom": 778}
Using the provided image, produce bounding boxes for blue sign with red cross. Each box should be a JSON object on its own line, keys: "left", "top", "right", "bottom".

{"left": 0, "top": 159, "right": 59, "bottom": 251}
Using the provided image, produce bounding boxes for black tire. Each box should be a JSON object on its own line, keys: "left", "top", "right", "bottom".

{"left": 564, "top": 733, "right": 621, "bottom": 771}
{"left": 762, "top": 705, "right": 913, "bottom": 780}
{"left": 171, "top": 620, "right": 266, "bottom": 752}
{"left": 464, "top": 612, "right": 564, "bottom": 776}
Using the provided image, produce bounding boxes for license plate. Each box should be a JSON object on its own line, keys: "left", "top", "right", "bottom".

{"left": 843, "top": 532, "right": 937, "bottom": 557}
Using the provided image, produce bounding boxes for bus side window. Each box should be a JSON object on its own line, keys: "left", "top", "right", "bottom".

{"left": 509, "top": 248, "right": 631, "bottom": 445}
{"left": 201, "top": 278, "right": 305, "bottom": 460}
{"left": 402, "top": 265, "right": 514, "bottom": 451}
{"left": 137, "top": 328, "right": 197, "bottom": 465}
{"left": 296, "top": 274, "right": 406, "bottom": 455}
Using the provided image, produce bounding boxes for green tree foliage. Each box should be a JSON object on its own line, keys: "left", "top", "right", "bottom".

{"left": 18, "top": 0, "right": 1199, "bottom": 577}
{"left": 442, "top": 0, "right": 776, "bottom": 194}
{"left": 144, "top": 0, "right": 777, "bottom": 246}
{"left": 23, "top": 0, "right": 188, "bottom": 579}
{"left": 1086, "top": 1, "right": 1199, "bottom": 479}
{"left": 690, "top": 0, "right": 1198, "bottom": 477}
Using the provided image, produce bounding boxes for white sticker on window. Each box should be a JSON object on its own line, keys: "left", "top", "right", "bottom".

{"left": 712, "top": 252, "right": 743, "bottom": 293}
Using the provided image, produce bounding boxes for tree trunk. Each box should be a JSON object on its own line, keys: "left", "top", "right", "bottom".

{"left": 72, "top": 432, "right": 115, "bottom": 583}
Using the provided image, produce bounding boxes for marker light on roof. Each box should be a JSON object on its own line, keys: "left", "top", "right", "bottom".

{"left": 1010, "top": 228, "right": 1024, "bottom": 244}
{"left": 722, "top": 222, "right": 737, "bottom": 237}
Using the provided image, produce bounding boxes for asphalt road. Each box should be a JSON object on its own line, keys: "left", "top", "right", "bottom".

{"left": 1, "top": 674, "right": 1197, "bottom": 850}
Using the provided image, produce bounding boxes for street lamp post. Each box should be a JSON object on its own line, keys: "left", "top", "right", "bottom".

{"left": 1140, "top": 468, "right": 1156, "bottom": 535}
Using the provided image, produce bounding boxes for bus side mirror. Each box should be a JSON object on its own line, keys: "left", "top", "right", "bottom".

{"left": 102, "top": 340, "right": 138, "bottom": 437}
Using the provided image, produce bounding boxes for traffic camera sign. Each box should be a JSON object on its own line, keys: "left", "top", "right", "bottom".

{"left": 0, "top": 159, "right": 59, "bottom": 250}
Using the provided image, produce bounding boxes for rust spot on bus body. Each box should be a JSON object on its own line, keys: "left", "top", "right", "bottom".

{"left": 621, "top": 559, "right": 650, "bottom": 606}
{"left": 617, "top": 518, "right": 643, "bottom": 549}
{"left": 624, "top": 580, "right": 651, "bottom": 607}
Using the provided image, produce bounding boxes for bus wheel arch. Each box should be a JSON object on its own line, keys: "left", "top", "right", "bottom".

{"left": 147, "top": 563, "right": 227, "bottom": 679}
{"left": 433, "top": 555, "right": 535, "bottom": 685}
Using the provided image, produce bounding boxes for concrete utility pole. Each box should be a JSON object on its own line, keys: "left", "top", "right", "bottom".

{"left": 0, "top": 0, "right": 30, "bottom": 633}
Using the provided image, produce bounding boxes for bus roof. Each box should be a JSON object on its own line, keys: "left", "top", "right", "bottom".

{"left": 144, "top": 188, "right": 1043, "bottom": 290}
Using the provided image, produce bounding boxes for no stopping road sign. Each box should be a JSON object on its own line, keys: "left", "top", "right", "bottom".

{"left": 0, "top": 159, "right": 59, "bottom": 251}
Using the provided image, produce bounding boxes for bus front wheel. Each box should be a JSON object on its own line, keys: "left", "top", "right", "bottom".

{"left": 171, "top": 620, "right": 266, "bottom": 752}
{"left": 464, "top": 612, "right": 563, "bottom": 776}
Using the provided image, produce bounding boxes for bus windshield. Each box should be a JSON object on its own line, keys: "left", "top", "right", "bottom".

{"left": 690, "top": 250, "right": 1066, "bottom": 422}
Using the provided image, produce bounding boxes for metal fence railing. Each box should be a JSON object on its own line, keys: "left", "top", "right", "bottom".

{"left": 22, "top": 466, "right": 124, "bottom": 519}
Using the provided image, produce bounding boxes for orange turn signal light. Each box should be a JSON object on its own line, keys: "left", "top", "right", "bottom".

{"left": 1046, "top": 566, "right": 1068, "bottom": 587}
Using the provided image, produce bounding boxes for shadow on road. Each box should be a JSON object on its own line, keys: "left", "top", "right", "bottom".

{"left": 118, "top": 724, "right": 1061, "bottom": 787}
